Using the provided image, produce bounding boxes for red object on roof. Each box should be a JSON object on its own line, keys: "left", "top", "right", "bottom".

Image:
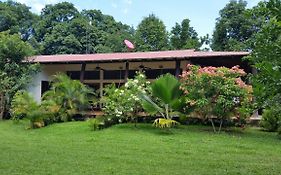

{"left": 124, "top": 39, "right": 135, "bottom": 50}
{"left": 28, "top": 49, "right": 249, "bottom": 64}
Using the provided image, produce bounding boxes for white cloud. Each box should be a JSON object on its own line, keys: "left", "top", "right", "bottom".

{"left": 14, "top": 0, "right": 60, "bottom": 13}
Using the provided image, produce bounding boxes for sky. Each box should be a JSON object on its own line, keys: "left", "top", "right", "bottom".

{"left": 13, "top": 0, "right": 262, "bottom": 37}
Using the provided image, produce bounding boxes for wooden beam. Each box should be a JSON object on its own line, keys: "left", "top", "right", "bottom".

{"left": 80, "top": 62, "right": 86, "bottom": 82}
{"left": 175, "top": 60, "right": 181, "bottom": 78}
{"left": 124, "top": 61, "right": 129, "bottom": 82}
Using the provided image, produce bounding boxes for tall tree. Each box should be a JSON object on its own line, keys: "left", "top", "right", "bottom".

{"left": 0, "top": 0, "right": 38, "bottom": 41}
{"left": 248, "top": 0, "right": 281, "bottom": 110}
{"left": 0, "top": 32, "right": 38, "bottom": 119}
{"left": 35, "top": 2, "right": 79, "bottom": 43}
{"left": 135, "top": 14, "right": 169, "bottom": 51}
{"left": 170, "top": 19, "right": 202, "bottom": 50}
{"left": 211, "top": 0, "right": 257, "bottom": 51}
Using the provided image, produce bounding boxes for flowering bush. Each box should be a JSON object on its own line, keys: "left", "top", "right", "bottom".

{"left": 180, "top": 64, "right": 253, "bottom": 133}
{"left": 101, "top": 71, "right": 151, "bottom": 124}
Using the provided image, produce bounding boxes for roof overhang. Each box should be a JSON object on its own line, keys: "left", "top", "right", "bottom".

{"left": 26, "top": 49, "right": 249, "bottom": 64}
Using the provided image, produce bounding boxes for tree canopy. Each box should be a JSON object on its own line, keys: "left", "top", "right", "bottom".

{"left": 247, "top": 0, "right": 281, "bottom": 110}
{"left": 0, "top": 0, "right": 38, "bottom": 41}
{"left": 170, "top": 19, "right": 202, "bottom": 50}
{"left": 135, "top": 14, "right": 169, "bottom": 51}
{"left": 211, "top": 0, "right": 259, "bottom": 51}
{"left": 0, "top": 31, "right": 38, "bottom": 119}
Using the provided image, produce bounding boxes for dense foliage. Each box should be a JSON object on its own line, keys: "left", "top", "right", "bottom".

{"left": 0, "top": 1, "right": 212, "bottom": 54}
{"left": 42, "top": 74, "right": 94, "bottom": 122}
{"left": 245, "top": 0, "right": 281, "bottom": 134}
{"left": 135, "top": 14, "right": 169, "bottom": 51}
{"left": 170, "top": 19, "right": 205, "bottom": 50}
{"left": 0, "top": 31, "right": 38, "bottom": 119}
{"left": 11, "top": 73, "right": 94, "bottom": 128}
{"left": 180, "top": 64, "right": 253, "bottom": 132}
{"left": 101, "top": 72, "right": 150, "bottom": 124}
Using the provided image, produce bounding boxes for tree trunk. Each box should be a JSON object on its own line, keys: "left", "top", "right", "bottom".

{"left": 218, "top": 119, "right": 223, "bottom": 134}
{"left": 210, "top": 118, "right": 217, "bottom": 133}
{"left": 0, "top": 92, "right": 4, "bottom": 120}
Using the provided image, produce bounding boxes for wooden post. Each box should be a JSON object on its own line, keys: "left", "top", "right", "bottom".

{"left": 80, "top": 62, "right": 86, "bottom": 83}
{"left": 175, "top": 60, "right": 181, "bottom": 78}
{"left": 124, "top": 61, "right": 129, "bottom": 82}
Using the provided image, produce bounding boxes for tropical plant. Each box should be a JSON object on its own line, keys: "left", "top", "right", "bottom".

{"left": 11, "top": 91, "right": 45, "bottom": 128}
{"left": 42, "top": 73, "right": 94, "bottom": 122}
{"left": 180, "top": 64, "right": 253, "bottom": 133}
{"left": 101, "top": 72, "right": 150, "bottom": 125}
{"left": 0, "top": 31, "right": 39, "bottom": 119}
{"left": 140, "top": 74, "right": 184, "bottom": 128}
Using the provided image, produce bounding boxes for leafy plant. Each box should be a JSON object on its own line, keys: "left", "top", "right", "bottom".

{"left": 153, "top": 118, "right": 179, "bottom": 128}
{"left": 0, "top": 32, "right": 39, "bottom": 119}
{"left": 42, "top": 73, "right": 94, "bottom": 122}
{"left": 11, "top": 91, "right": 44, "bottom": 128}
{"left": 260, "top": 107, "right": 281, "bottom": 132}
{"left": 140, "top": 73, "right": 184, "bottom": 128}
{"left": 101, "top": 72, "right": 150, "bottom": 125}
{"left": 180, "top": 64, "right": 254, "bottom": 133}
{"left": 88, "top": 118, "right": 105, "bottom": 131}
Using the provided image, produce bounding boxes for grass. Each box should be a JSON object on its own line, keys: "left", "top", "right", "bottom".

{"left": 0, "top": 120, "right": 281, "bottom": 175}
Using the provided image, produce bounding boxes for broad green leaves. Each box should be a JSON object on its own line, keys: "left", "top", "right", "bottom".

{"left": 140, "top": 74, "right": 184, "bottom": 125}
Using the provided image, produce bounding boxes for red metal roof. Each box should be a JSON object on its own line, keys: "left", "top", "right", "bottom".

{"left": 28, "top": 50, "right": 249, "bottom": 63}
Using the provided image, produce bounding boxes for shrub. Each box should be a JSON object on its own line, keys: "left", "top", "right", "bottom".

{"left": 11, "top": 73, "right": 95, "bottom": 128}
{"left": 88, "top": 118, "right": 105, "bottom": 131}
{"left": 11, "top": 91, "right": 45, "bottom": 128}
{"left": 180, "top": 64, "right": 254, "bottom": 133}
{"left": 260, "top": 107, "right": 281, "bottom": 132}
{"left": 101, "top": 71, "right": 150, "bottom": 125}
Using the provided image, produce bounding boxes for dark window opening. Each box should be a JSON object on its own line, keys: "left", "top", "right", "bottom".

{"left": 145, "top": 69, "right": 180, "bottom": 79}
{"left": 104, "top": 70, "right": 125, "bottom": 80}
{"left": 67, "top": 71, "right": 100, "bottom": 80}
{"left": 41, "top": 81, "right": 50, "bottom": 96}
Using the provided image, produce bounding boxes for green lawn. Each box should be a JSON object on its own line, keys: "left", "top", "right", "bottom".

{"left": 0, "top": 120, "right": 281, "bottom": 175}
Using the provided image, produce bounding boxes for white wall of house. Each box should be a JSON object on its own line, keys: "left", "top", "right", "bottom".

{"left": 27, "top": 60, "right": 189, "bottom": 102}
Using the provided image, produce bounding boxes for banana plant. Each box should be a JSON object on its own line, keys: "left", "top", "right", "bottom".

{"left": 139, "top": 73, "right": 185, "bottom": 128}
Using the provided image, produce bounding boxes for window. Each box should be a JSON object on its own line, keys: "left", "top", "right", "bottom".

{"left": 41, "top": 81, "right": 50, "bottom": 96}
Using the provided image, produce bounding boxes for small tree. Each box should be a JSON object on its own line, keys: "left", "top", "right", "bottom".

{"left": 140, "top": 74, "right": 185, "bottom": 128}
{"left": 180, "top": 64, "right": 253, "bottom": 133}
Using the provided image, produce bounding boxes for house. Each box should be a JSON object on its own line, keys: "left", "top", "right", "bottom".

{"left": 27, "top": 49, "right": 250, "bottom": 102}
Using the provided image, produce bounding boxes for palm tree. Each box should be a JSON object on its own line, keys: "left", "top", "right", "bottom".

{"left": 140, "top": 74, "right": 185, "bottom": 128}
{"left": 43, "top": 73, "right": 94, "bottom": 121}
